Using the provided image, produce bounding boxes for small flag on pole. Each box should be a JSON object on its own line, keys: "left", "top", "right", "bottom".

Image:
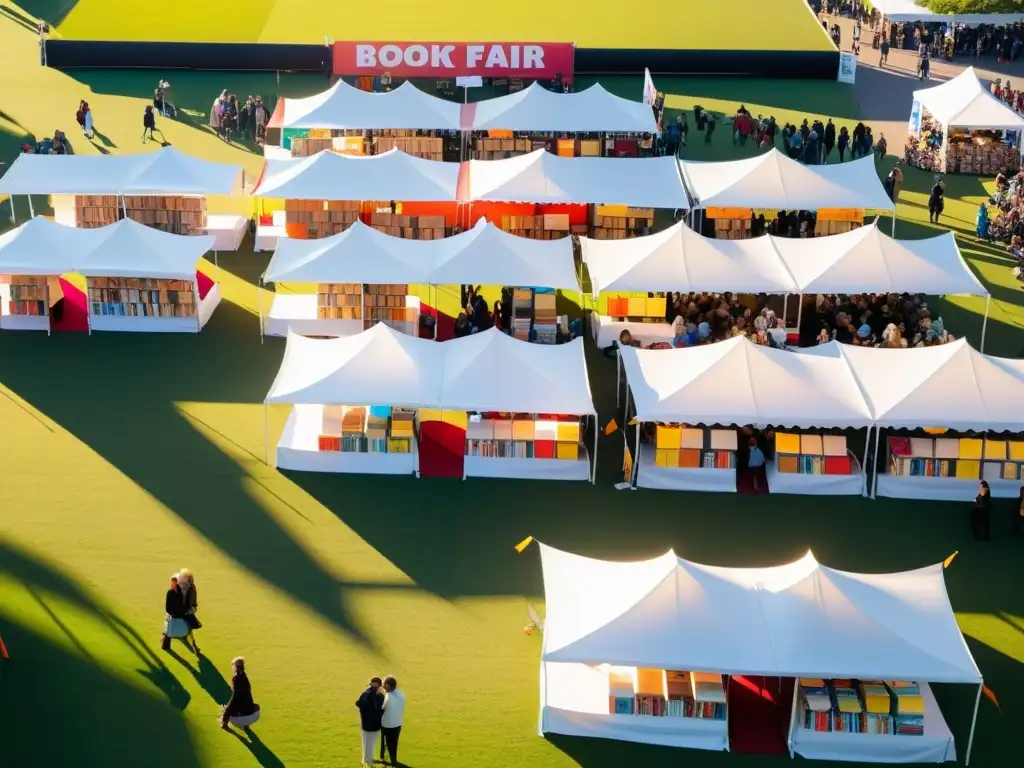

{"left": 604, "top": 419, "right": 619, "bottom": 436}
{"left": 628, "top": 417, "right": 638, "bottom": 426}
{"left": 514, "top": 536, "right": 534, "bottom": 553}
{"left": 0, "top": 633, "right": 8, "bottom": 659}
{"left": 983, "top": 685, "right": 1001, "bottom": 712}
{"left": 943, "top": 551, "right": 958, "bottom": 568}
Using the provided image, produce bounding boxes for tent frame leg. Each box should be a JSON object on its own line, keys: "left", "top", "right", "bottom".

{"left": 787, "top": 677, "right": 799, "bottom": 757}
{"left": 590, "top": 414, "right": 598, "bottom": 485}
{"left": 28, "top": 196, "right": 35, "bottom": 218}
{"left": 258, "top": 279, "right": 264, "bottom": 344}
{"left": 616, "top": 347, "right": 621, "bottom": 408}
{"left": 980, "top": 295, "right": 991, "bottom": 353}
{"left": 264, "top": 402, "right": 271, "bottom": 466}
{"left": 861, "top": 425, "right": 874, "bottom": 497}
{"left": 631, "top": 422, "right": 641, "bottom": 488}
{"left": 871, "top": 426, "right": 882, "bottom": 499}
{"left": 965, "top": 682, "right": 982, "bottom": 766}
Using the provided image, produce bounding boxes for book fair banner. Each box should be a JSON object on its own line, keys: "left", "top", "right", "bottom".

{"left": 333, "top": 41, "right": 575, "bottom": 79}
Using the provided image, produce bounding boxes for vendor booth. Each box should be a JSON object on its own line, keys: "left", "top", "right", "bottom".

{"left": 537, "top": 542, "right": 983, "bottom": 763}
{"left": 0, "top": 147, "right": 247, "bottom": 250}
{"left": 908, "top": 68, "right": 1024, "bottom": 175}
{"left": 678, "top": 151, "right": 895, "bottom": 237}
{"left": 804, "top": 339, "right": 1024, "bottom": 501}
{"left": 619, "top": 336, "right": 873, "bottom": 494}
{"left": 0, "top": 217, "right": 78, "bottom": 333}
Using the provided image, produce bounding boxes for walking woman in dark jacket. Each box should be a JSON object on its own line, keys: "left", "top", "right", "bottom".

{"left": 222, "top": 657, "right": 261, "bottom": 730}
{"left": 971, "top": 481, "right": 992, "bottom": 541}
{"left": 161, "top": 574, "right": 189, "bottom": 650}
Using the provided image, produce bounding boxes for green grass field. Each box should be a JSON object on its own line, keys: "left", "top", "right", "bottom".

{"left": 51, "top": 0, "right": 834, "bottom": 50}
{"left": 1, "top": 5, "right": 1023, "bottom": 767}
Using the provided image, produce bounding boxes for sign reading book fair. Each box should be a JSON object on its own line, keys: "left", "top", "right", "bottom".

{"left": 333, "top": 41, "right": 575, "bottom": 79}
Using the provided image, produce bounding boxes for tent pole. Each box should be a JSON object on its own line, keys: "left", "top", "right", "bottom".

{"left": 891, "top": 205, "right": 896, "bottom": 237}
{"left": 980, "top": 295, "right": 991, "bottom": 353}
{"left": 725, "top": 678, "right": 731, "bottom": 752}
{"left": 871, "top": 427, "right": 882, "bottom": 499}
{"left": 861, "top": 425, "right": 873, "bottom": 497}
{"left": 264, "top": 402, "right": 270, "bottom": 466}
{"left": 965, "top": 682, "right": 983, "bottom": 765}
{"left": 28, "top": 196, "right": 34, "bottom": 218}
{"left": 796, "top": 295, "right": 803, "bottom": 336}
{"left": 616, "top": 346, "right": 621, "bottom": 409}
{"left": 214, "top": 250, "right": 219, "bottom": 269}
{"left": 121, "top": 195, "right": 127, "bottom": 219}
{"left": 787, "top": 677, "right": 799, "bottom": 757}
{"left": 782, "top": 294, "right": 789, "bottom": 329}
{"left": 258, "top": 279, "right": 264, "bottom": 344}
{"left": 632, "top": 422, "right": 641, "bottom": 488}
{"left": 10, "top": 195, "right": 16, "bottom": 225}
{"left": 591, "top": 414, "right": 598, "bottom": 485}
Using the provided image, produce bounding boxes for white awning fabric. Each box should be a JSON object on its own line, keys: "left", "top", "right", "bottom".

{"left": 0, "top": 216, "right": 88, "bottom": 275}
{"left": 871, "top": 0, "right": 1024, "bottom": 24}
{"left": 679, "top": 150, "right": 893, "bottom": 211}
{"left": 74, "top": 218, "right": 216, "bottom": 279}
{"left": 913, "top": 68, "right": 1024, "bottom": 130}
{"left": 468, "top": 82, "right": 657, "bottom": 134}
{"left": 801, "top": 339, "right": 1024, "bottom": 432}
{"left": 266, "top": 325, "right": 596, "bottom": 416}
{"left": 580, "top": 219, "right": 797, "bottom": 296}
{"left": 0, "top": 147, "right": 242, "bottom": 196}
{"left": 273, "top": 80, "right": 462, "bottom": 131}
{"left": 465, "top": 150, "right": 688, "bottom": 208}
{"left": 253, "top": 149, "right": 460, "bottom": 201}
{"left": 619, "top": 335, "right": 874, "bottom": 428}
{"left": 540, "top": 543, "right": 982, "bottom": 684}
{"left": 774, "top": 222, "right": 988, "bottom": 296}
{"left": 264, "top": 218, "right": 579, "bottom": 290}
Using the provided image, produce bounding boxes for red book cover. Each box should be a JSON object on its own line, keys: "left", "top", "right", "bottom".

{"left": 824, "top": 456, "right": 852, "bottom": 475}
{"left": 889, "top": 437, "right": 911, "bottom": 456}
{"left": 534, "top": 440, "right": 555, "bottom": 459}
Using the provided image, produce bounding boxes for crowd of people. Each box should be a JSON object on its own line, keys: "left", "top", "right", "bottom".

{"left": 209, "top": 90, "right": 269, "bottom": 144}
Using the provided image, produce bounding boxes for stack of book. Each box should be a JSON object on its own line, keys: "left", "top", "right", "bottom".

{"left": 366, "top": 406, "right": 390, "bottom": 453}
{"left": 533, "top": 291, "right": 557, "bottom": 344}
{"left": 388, "top": 409, "right": 415, "bottom": 453}
{"left": 665, "top": 670, "right": 694, "bottom": 717}
{"left": 86, "top": 277, "right": 195, "bottom": 318}
{"left": 122, "top": 195, "right": 207, "bottom": 235}
{"left": 776, "top": 433, "right": 852, "bottom": 475}
{"left": 608, "top": 669, "right": 635, "bottom": 715}
{"left": 73, "top": 194, "right": 120, "bottom": 227}
{"left": 888, "top": 436, "right": 983, "bottom": 480}
{"left": 373, "top": 136, "right": 443, "bottom": 160}
{"left": 1, "top": 275, "right": 48, "bottom": 317}
{"left": 465, "top": 415, "right": 579, "bottom": 460}
{"left": 284, "top": 199, "right": 360, "bottom": 239}
{"left": 317, "top": 283, "right": 362, "bottom": 320}
{"left": 511, "top": 288, "right": 533, "bottom": 341}
{"left": 590, "top": 206, "right": 655, "bottom": 240}
{"left": 605, "top": 295, "right": 666, "bottom": 322}
{"left": 690, "top": 672, "right": 727, "bottom": 719}
{"left": 497, "top": 214, "right": 575, "bottom": 240}
{"left": 370, "top": 211, "right": 447, "bottom": 240}
{"left": 829, "top": 681, "right": 863, "bottom": 733}
{"left": 654, "top": 425, "right": 737, "bottom": 470}
{"left": 341, "top": 406, "right": 367, "bottom": 452}
{"left": 799, "top": 678, "right": 833, "bottom": 732}
{"left": 635, "top": 668, "right": 667, "bottom": 716}
{"left": 888, "top": 681, "right": 925, "bottom": 736}
{"left": 472, "top": 137, "right": 533, "bottom": 159}
{"left": 363, "top": 284, "right": 417, "bottom": 334}
{"left": 318, "top": 405, "right": 343, "bottom": 452}
{"left": 859, "top": 681, "right": 896, "bottom": 735}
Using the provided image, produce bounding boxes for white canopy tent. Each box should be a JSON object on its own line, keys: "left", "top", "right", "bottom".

{"left": 913, "top": 68, "right": 1024, "bottom": 131}
{"left": 269, "top": 79, "right": 462, "bottom": 131}
{"left": 0, "top": 216, "right": 85, "bottom": 275}
{"left": 465, "top": 149, "right": 688, "bottom": 208}
{"left": 468, "top": 82, "right": 657, "bottom": 134}
{"left": 253, "top": 148, "right": 461, "bottom": 201}
{"left": 871, "top": 0, "right": 1024, "bottom": 24}
{"left": 679, "top": 150, "right": 895, "bottom": 233}
{"left": 538, "top": 541, "right": 983, "bottom": 762}
{"left": 74, "top": 218, "right": 216, "bottom": 279}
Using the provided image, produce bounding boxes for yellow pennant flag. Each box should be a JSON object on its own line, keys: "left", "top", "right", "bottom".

{"left": 514, "top": 536, "right": 534, "bottom": 553}
{"left": 623, "top": 444, "right": 633, "bottom": 482}
{"left": 943, "top": 551, "right": 959, "bottom": 568}
{"left": 604, "top": 419, "right": 619, "bottom": 436}
{"left": 628, "top": 417, "right": 638, "bottom": 426}
{"left": 983, "top": 685, "right": 1001, "bottom": 713}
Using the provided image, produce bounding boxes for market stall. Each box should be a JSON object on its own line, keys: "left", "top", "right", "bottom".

{"left": 619, "top": 336, "right": 873, "bottom": 494}
{"left": 803, "top": 339, "right": 1024, "bottom": 501}
{"left": 0, "top": 217, "right": 79, "bottom": 333}
{"left": 0, "top": 147, "right": 247, "bottom": 250}
{"left": 908, "top": 68, "right": 1024, "bottom": 175}
{"left": 537, "top": 542, "right": 982, "bottom": 763}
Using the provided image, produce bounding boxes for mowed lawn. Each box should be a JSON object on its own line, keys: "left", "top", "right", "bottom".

{"left": 53, "top": 0, "right": 833, "bottom": 50}
{"left": 1, "top": 9, "right": 1023, "bottom": 768}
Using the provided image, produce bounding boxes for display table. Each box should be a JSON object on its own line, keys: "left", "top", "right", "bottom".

{"left": 789, "top": 682, "right": 955, "bottom": 763}
{"left": 275, "top": 404, "right": 417, "bottom": 474}
{"left": 265, "top": 293, "right": 363, "bottom": 338}
{"left": 766, "top": 456, "right": 864, "bottom": 496}
{"left": 540, "top": 662, "right": 728, "bottom": 752}
{"left": 635, "top": 446, "right": 736, "bottom": 492}
{"left": 590, "top": 311, "right": 673, "bottom": 348}
{"left": 464, "top": 453, "right": 590, "bottom": 481}
{"left": 0, "top": 314, "right": 49, "bottom": 332}
{"left": 89, "top": 282, "right": 221, "bottom": 333}
{"left": 255, "top": 224, "right": 286, "bottom": 252}
{"left": 877, "top": 473, "right": 1022, "bottom": 501}
{"left": 205, "top": 214, "right": 247, "bottom": 251}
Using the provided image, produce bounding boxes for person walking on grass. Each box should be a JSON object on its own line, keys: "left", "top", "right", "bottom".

{"left": 142, "top": 105, "right": 163, "bottom": 144}
{"left": 356, "top": 677, "right": 384, "bottom": 768}
{"left": 161, "top": 574, "right": 189, "bottom": 651}
{"left": 928, "top": 176, "right": 945, "bottom": 224}
{"left": 704, "top": 111, "right": 715, "bottom": 143}
{"left": 178, "top": 567, "right": 201, "bottom": 653}
{"left": 378, "top": 675, "right": 406, "bottom": 767}
{"left": 222, "top": 657, "right": 261, "bottom": 730}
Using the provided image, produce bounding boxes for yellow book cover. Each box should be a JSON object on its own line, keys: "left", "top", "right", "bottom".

{"left": 955, "top": 460, "right": 981, "bottom": 479}
{"left": 556, "top": 442, "right": 578, "bottom": 461}
{"left": 681, "top": 427, "right": 704, "bottom": 449}
{"left": 1003, "top": 462, "right": 1019, "bottom": 480}
{"left": 1009, "top": 441, "right": 1024, "bottom": 461}
{"left": 418, "top": 408, "right": 442, "bottom": 424}
{"left": 959, "top": 438, "right": 983, "bottom": 460}
{"left": 984, "top": 439, "right": 1008, "bottom": 460}
{"left": 635, "top": 668, "right": 665, "bottom": 697}
{"left": 776, "top": 433, "right": 800, "bottom": 454}
{"left": 557, "top": 422, "right": 580, "bottom": 443}
{"left": 626, "top": 297, "right": 646, "bottom": 316}
{"left": 443, "top": 410, "right": 468, "bottom": 429}
{"left": 512, "top": 419, "right": 536, "bottom": 441}
{"left": 897, "top": 696, "right": 925, "bottom": 715}
{"left": 654, "top": 449, "right": 671, "bottom": 468}
{"left": 656, "top": 426, "right": 682, "bottom": 450}
{"left": 645, "top": 297, "right": 666, "bottom": 318}
{"left": 863, "top": 695, "right": 890, "bottom": 715}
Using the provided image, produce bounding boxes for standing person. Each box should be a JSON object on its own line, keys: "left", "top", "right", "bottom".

{"left": 356, "top": 677, "right": 384, "bottom": 768}
{"left": 851, "top": 123, "right": 865, "bottom": 158}
{"left": 254, "top": 96, "right": 268, "bottom": 146}
{"left": 378, "top": 675, "right": 406, "bottom": 767}
{"left": 82, "top": 101, "right": 94, "bottom": 140}
{"left": 887, "top": 160, "right": 904, "bottom": 203}
{"left": 161, "top": 574, "right": 189, "bottom": 651}
{"left": 210, "top": 89, "right": 226, "bottom": 137}
{"left": 837, "top": 126, "right": 850, "bottom": 162}
{"left": 880, "top": 35, "right": 890, "bottom": 66}
{"left": 875, "top": 132, "right": 887, "bottom": 162}
{"left": 178, "top": 568, "right": 201, "bottom": 653}
{"left": 221, "top": 657, "right": 261, "bottom": 730}
{"left": 928, "top": 177, "right": 945, "bottom": 224}
{"left": 971, "top": 480, "right": 992, "bottom": 540}
{"left": 704, "top": 110, "right": 715, "bottom": 143}
{"left": 823, "top": 118, "right": 836, "bottom": 163}
{"left": 142, "top": 105, "right": 158, "bottom": 143}
{"left": 679, "top": 113, "right": 689, "bottom": 148}
{"left": 75, "top": 100, "right": 86, "bottom": 136}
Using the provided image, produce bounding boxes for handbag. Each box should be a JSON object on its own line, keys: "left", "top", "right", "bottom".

{"left": 186, "top": 613, "right": 202, "bottom": 630}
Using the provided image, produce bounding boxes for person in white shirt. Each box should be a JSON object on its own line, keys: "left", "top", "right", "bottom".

{"left": 379, "top": 675, "right": 406, "bottom": 766}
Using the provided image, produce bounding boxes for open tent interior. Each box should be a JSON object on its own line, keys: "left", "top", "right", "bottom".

{"left": 913, "top": 68, "right": 1024, "bottom": 132}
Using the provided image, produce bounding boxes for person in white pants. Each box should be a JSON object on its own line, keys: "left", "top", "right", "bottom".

{"left": 355, "top": 677, "right": 384, "bottom": 767}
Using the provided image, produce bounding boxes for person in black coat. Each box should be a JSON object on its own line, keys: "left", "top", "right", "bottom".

{"left": 142, "top": 105, "right": 158, "bottom": 143}
{"left": 161, "top": 575, "right": 188, "bottom": 650}
{"left": 824, "top": 119, "right": 836, "bottom": 163}
{"left": 221, "top": 657, "right": 260, "bottom": 729}
{"left": 356, "top": 677, "right": 385, "bottom": 766}
{"left": 971, "top": 481, "right": 992, "bottom": 541}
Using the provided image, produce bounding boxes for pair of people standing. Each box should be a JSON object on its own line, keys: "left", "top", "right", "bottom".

{"left": 161, "top": 568, "right": 201, "bottom": 652}
{"left": 356, "top": 675, "right": 406, "bottom": 767}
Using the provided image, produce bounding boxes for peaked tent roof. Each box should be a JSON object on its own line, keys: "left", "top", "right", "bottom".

{"left": 268, "top": 79, "right": 462, "bottom": 131}
{"left": 0, "top": 216, "right": 92, "bottom": 274}
{"left": 74, "top": 218, "right": 216, "bottom": 279}
{"left": 265, "top": 324, "right": 445, "bottom": 408}
{"left": 540, "top": 543, "right": 981, "bottom": 683}
{"left": 871, "top": 0, "right": 1024, "bottom": 24}
{"left": 580, "top": 219, "right": 797, "bottom": 296}
{"left": 253, "top": 149, "right": 460, "bottom": 201}
{"left": 122, "top": 147, "right": 243, "bottom": 195}
{"left": 913, "top": 67, "right": 1024, "bottom": 130}
{"left": 468, "top": 82, "right": 657, "bottom": 133}
{"left": 679, "top": 150, "right": 893, "bottom": 211}
{"left": 440, "top": 330, "right": 595, "bottom": 414}
{"left": 775, "top": 222, "right": 988, "bottom": 296}
{"left": 802, "top": 339, "right": 1024, "bottom": 431}
{"left": 465, "top": 149, "right": 688, "bottom": 208}
{"left": 620, "top": 335, "right": 874, "bottom": 428}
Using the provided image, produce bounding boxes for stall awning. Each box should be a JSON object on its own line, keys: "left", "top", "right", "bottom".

{"left": 580, "top": 219, "right": 797, "bottom": 296}
{"left": 0, "top": 147, "right": 242, "bottom": 196}
{"left": 269, "top": 80, "right": 462, "bottom": 131}
{"left": 679, "top": 150, "right": 893, "bottom": 211}
{"left": 74, "top": 218, "right": 215, "bottom": 279}
{"left": 913, "top": 68, "right": 1024, "bottom": 130}
{"left": 871, "top": 0, "right": 1024, "bottom": 24}
{"left": 465, "top": 149, "right": 688, "bottom": 208}
{"left": 0, "top": 216, "right": 88, "bottom": 275}
{"left": 467, "top": 82, "right": 657, "bottom": 134}
{"left": 619, "top": 335, "right": 874, "bottom": 428}
{"left": 775, "top": 221, "right": 988, "bottom": 296}
{"left": 253, "top": 148, "right": 460, "bottom": 201}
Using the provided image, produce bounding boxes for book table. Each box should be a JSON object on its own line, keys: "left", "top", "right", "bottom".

{"left": 767, "top": 433, "right": 864, "bottom": 496}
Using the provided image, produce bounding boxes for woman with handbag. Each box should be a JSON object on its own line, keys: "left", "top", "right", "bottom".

{"left": 178, "top": 568, "right": 202, "bottom": 653}
{"left": 161, "top": 574, "right": 189, "bottom": 651}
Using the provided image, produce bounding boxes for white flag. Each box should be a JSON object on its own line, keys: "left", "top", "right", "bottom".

{"left": 642, "top": 68, "right": 657, "bottom": 106}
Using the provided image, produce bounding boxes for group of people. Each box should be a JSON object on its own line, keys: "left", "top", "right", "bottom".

{"left": 355, "top": 675, "right": 407, "bottom": 767}
{"left": 783, "top": 118, "right": 885, "bottom": 166}
{"left": 209, "top": 90, "right": 269, "bottom": 144}
{"left": 801, "top": 292, "right": 954, "bottom": 349}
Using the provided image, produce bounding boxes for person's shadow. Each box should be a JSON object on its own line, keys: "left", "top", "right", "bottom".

{"left": 166, "top": 648, "right": 231, "bottom": 705}
{"left": 226, "top": 728, "right": 285, "bottom": 768}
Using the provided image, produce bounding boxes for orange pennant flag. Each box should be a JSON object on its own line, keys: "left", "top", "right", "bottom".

{"left": 983, "top": 685, "right": 1001, "bottom": 713}
{"left": 514, "top": 536, "right": 534, "bottom": 553}
{"left": 0, "top": 633, "right": 8, "bottom": 659}
{"left": 943, "top": 551, "right": 959, "bottom": 568}
{"left": 604, "top": 419, "right": 619, "bottom": 436}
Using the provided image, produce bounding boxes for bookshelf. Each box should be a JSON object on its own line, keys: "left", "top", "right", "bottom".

{"left": 606, "top": 667, "right": 727, "bottom": 721}
{"left": 71, "top": 195, "right": 206, "bottom": 235}
{"left": 472, "top": 136, "right": 534, "bottom": 160}
{"left": 87, "top": 277, "right": 195, "bottom": 318}
{"left": 0, "top": 275, "right": 49, "bottom": 329}
{"left": 464, "top": 414, "right": 590, "bottom": 481}
{"left": 497, "top": 214, "right": 580, "bottom": 240}
{"left": 512, "top": 288, "right": 533, "bottom": 341}
{"left": 605, "top": 296, "right": 667, "bottom": 323}
{"left": 317, "top": 405, "right": 415, "bottom": 455}
{"left": 591, "top": 206, "right": 655, "bottom": 240}
{"left": 374, "top": 136, "right": 444, "bottom": 161}
{"left": 768, "top": 432, "right": 864, "bottom": 496}
{"left": 363, "top": 284, "right": 418, "bottom": 335}
{"left": 638, "top": 425, "right": 738, "bottom": 492}
{"left": 317, "top": 283, "right": 362, "bottom": 321}
{"left": 284, "top": 199, "right": 361, "bottom": 240}
{"left": 370, "top": 210, "right": 448, "bottom": 240}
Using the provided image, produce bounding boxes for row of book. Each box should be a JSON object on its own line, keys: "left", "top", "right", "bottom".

{"left": 798, "top": 678, "right": 924, "bottom": 736}
{"left": 318, "top": 406, "right": 415, "bottom": 454}
{"left": 89, "top": 302, "right": 195, "bottom": 318}
{"left": 890, "top": 436, "right": 1024, "bottom": 482}
{"left": 654, "top": 448, "right": 736, "bottom": 469}
{"left": 466, "top": 418, "right": 579, "bottom": 443}
{"left": 776, "top": 433, "right": 853, "bottom": 476}
{"left": 466, "top": 439, "right": 578, "bottom": 460}
{"left": 606, "top": 296, "right": 667, "bottom": 320}
{"left": 656, "top": 426, "right": 738, "bottom": 451}
{"left": 608, "top": 668, "right": 727, "bottom": 720}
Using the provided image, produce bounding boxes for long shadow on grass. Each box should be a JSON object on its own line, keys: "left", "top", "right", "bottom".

{"left": 0, "top": 300, "right": 385, "bottom": 649}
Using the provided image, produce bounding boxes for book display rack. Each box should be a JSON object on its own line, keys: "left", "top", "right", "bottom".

{"left": 497, "top": 213, "right": 576, "bottom": 240}
{"left": 590, "top": 206, "right": 655, "bottom": 240}
{"left": 87, "top": 277, "right": 195, "bottom": 318}
{"left": 363, "top": 284, "right": 418, "bottom": 335}
{"left": 464, "top": 414, "right": 590, "bottom": 481}
{"left": 370, "top": 211, "right": 448, "bottom": 240}
{"left": 317, "top": 283, "right": 362, "bottom": 321}
{"left": 0, "top": 275, "right": 51, "bottom": 332}
{"left": 269, "top": 283, "right": 420, "bottom": 339}
{"left": 768, "top": 431, "right": 864, "bottom": 496}
{"left": 316, "top": 405, "right": 415, "bottom": 455}
{"left": 637, "top": 425, "right": 738, "bottom": 492}
{"left": 607, "top": 667, "right": 727, "bottom": 721}
{"left": 472, "top": 136, "right": 534, "bottom": 160}
{"left": 284, "top": 200, "right": 360, "bottom": 240}
{"left": 72, "top": 195, "right": 206, "bottom": 235}
{"left": 605, "top": 296, "right": 667, "bottom": 324}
